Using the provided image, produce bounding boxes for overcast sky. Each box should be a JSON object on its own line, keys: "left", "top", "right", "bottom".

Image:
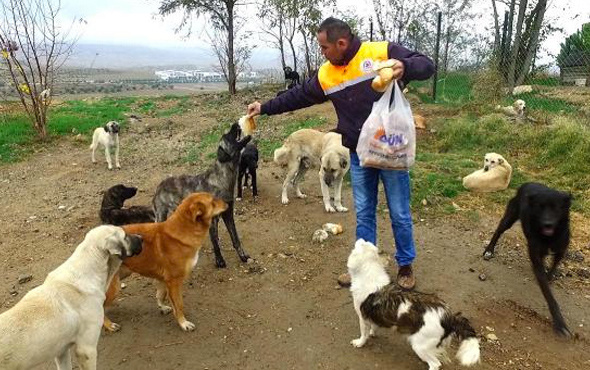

{"left": 57, "top": 0, "right": 589, "bottom": 63}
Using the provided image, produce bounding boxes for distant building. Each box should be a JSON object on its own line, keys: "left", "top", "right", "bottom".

{"left": 559, "top": 50, "right": 590, "bottom": 86}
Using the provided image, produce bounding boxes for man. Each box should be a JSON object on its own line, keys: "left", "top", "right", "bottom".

{"left": 247, "top": 17, "right": 435, "bottom": 290}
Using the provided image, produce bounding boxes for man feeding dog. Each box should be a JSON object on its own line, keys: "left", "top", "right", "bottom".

{"left": 247, "top": 17, "right": 435, "bottom": 290}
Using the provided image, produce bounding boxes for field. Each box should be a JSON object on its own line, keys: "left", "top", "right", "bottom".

{"left": 1, "top": 86, "right": 590, "bottom": 369}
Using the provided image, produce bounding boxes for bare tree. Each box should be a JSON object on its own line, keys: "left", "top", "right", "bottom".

{"left": 258, "top": 0, "right": 288, "bottom": 70}
{"left": 0, "top": 0, "right": 78, "bottom": 140}
{"left": 159, "top": 0, "right": 249, "bottom": 95}
{"left": 209, "top": 23, "right": 252, "bottom": 84}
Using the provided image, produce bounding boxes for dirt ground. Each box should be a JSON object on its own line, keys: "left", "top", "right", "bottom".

{"left": 1, "top": 102, "right": 589, "bottom": 370}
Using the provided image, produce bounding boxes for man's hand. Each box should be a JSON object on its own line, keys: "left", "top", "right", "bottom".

{"left": 390, "top": 59, "right": 404, "bottom": 80}
{"left": 247, "top": 102, "right": 261, "bottom": 118}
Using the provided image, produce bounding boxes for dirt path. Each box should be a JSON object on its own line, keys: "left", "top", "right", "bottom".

{"left": 1, "top": 104, "right": 589, "bottom": 369}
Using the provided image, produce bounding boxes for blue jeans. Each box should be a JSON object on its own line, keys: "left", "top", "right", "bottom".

{"left": 350, "top": 152, "right": 416, "bottom": 266}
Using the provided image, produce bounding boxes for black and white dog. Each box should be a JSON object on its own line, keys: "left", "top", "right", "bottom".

{"left": 152, "top": 123, "right": 252, "bottom": 268}
{"left": 90, "top": 121, "right": 121, "bottom": 170}
{"left": 237, "top": 141, "right": 259, "bottom": 200}
{"left": 283, "top": 66, "right": 300, "bottom": 90}
{"left": 348, "top": 239, "right": 480, "bottom": 370}
{"left": 100, "top": 184, "right": 155, "bottom": 225}
{"left": 483, "top": 182, "right": 573, "bottom": 337}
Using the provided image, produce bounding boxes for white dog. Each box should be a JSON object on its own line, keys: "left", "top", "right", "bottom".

{"left": 463, "top": 152, "right": 512, "bottom": 192}
{"left": 0, "top": 225, "right": 142, "bottom": 370}
{"left": 348, "top": 239, "right": 480, "bottom": 370}
{"left": 90, "top": 121, "right": 121, "bottom": 170}
{"left": 274, "top": 129, "right": 350, "bottom": 212}
{"left": 495, "top": 99, "right": 526, "bottom": 119}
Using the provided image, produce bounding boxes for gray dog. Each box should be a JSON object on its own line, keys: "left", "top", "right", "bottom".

{"left": 153, "top": 123, "right": 251, "bottom": 268}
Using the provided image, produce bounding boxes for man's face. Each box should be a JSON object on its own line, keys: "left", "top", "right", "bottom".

{"left": 317, "top": 31, "right": 349, "bottom": 65}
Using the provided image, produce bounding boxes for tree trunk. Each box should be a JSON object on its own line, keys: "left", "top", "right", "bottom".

{"left": 300, "top": 27, "right": 312, "bottom": 76}
{"left": 279, "top": 22, "right": 286, "bottom": 69}
{"left": 491, "top": 0, "right": 501, "bottom": 54}
{"left": 516, "top": 0, "right": 548, "bottom": 85}
{"left": 227, "top": 2, "right": 236, "bottom": 95}
{"left": 507, "top": 0, "right": 528, "bottom": 89}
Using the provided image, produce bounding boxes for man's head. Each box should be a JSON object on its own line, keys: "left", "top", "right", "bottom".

{"left": 317, "top": 17, "right": 353, "bottom": 66}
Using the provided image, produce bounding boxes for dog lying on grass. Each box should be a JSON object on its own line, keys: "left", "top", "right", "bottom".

{"left": 100, "top": 184, "right": 155, "bottom": 225}
{"left": 483, "top": 182, "right": 573, "bottom": 337}
{"left": 348, "top": 239, "right": 480, "bottom": 370}
{"left": 495, "top": 99, "right": 526, "bottom": 119}
{"left": 462, "top": 153, "right": 512, "bottom": 192}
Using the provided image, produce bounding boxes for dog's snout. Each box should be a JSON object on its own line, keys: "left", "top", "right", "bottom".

{"left": 129, "top": 234, "right": 143, "bottom": 255}
{"left": 484, "top": 165, "right": 489, "bottom": 171}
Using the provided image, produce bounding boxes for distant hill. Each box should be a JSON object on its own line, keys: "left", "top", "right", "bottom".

{"left": 66, "top": 43, "right": 282, "bottom": 70}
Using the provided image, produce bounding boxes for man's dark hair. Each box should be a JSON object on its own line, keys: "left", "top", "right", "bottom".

{"left": 317, "top": 17, "right": 353, "bottom": 43}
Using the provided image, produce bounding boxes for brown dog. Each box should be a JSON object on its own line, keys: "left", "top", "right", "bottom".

{"left": 103, "top": 192, "right": 227, "bottom": 332}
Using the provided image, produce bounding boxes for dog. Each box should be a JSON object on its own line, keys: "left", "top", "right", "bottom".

{"left": 462, "top": 153, "right": 512, "bottom": 192}
{"left": 90, "top": 120, "right": 121, "bottom": 170}
{"left": 512, "top": 85, "right": 533, "bottom": 95}
{"left": 104, "top": 192, "right": 227, "bottom": 332}
{"left": 495, "top": 99, "right": 526, "bottom": 119}
{"left": 283, "top": 66, "right": 300, "bottom": 89}
{"left": 100, "top": 184, "right": 155, "bottom": 225}
{"left": 237, "top": 141, "right": 259, "bottom": 200}
{"left": 153, "top": 123, "right": 251, "bottom": 268}
{"left": 0, "top": 225, "right": 142, "bottom": 370}
{"left": 348, "top": 239, "right": 481, "bottom": 370}
{"left": 274, "top": 129, "right": 350, "bottom": 213}
{"left": 483, "top": 182, "right": 572, "bottom": 337}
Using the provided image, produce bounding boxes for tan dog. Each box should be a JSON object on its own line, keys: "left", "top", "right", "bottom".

{"left": 103, "top": 192, "right": 227, "bottom": 332}
{"left": 0, "top": 225, "right": 142, "bottom": 370}
{"left": 463, "top": 153, "right": 512, "bottom": 192}
{"left": 274, "top": 129, "right": 350, "bottom": 212}
{"left": 495, "top": 99, "right": 526, "bottom": 119}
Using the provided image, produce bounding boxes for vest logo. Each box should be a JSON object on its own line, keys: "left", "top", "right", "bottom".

{"left": 361, "top": 59, "right": 374, "bottom": 73}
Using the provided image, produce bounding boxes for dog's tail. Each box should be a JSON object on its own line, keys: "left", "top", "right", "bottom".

{"left": 273, "top": 146, "right": 290, "bottom": 166}
{"left": 444, "top": 312, "right": 480, "bottom": 367}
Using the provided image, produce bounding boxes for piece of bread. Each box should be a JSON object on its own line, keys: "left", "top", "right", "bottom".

{"left": 371, "top": 59, "right": 397, "bottom": 92}
{"left": 239, "top": 115, "right": 257, "bottom": 136}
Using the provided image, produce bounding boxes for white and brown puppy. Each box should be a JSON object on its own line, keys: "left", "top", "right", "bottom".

{"left": 274, "top": 129, "right": 350, "bottom": 212}
{"left": 0, "top": 225, "right": 142, "bottom": 370}
{"left": 90, "top": 121, "right": 121, "bottom": 170}
{"left": 463, "top": 152, "right": 512, "bottom": 192}
{"left": 495, "top": 99, "right": 526, "bottom": 119}
{"left": 348, "top": 239, "right": 480, "bottom": 370}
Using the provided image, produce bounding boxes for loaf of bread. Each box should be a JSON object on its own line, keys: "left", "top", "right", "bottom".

{"left": 239, "top": 115, "right": 257, "bottom": 136}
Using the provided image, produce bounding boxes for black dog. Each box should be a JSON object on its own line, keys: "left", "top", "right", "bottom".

{"left": 237, "top": 142, "right": 259, "bottom": 200}
{"left": 283, "top": 66, "right": 300, "bottom": 89}
{"left": 100, "top": 184, "right": 155, "bottom": 225}
{"left": 483, "top": 182, "right": 572, "bottom": 337}
{"left": 152, "top": 123, "right": 252, "bottom": 268}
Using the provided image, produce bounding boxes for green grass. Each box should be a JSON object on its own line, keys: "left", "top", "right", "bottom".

{"left": 0, "top": 95, "right": 195, "bottom": 163}
{"left": 419, "top": 114, "right": 590, "bottom": 213}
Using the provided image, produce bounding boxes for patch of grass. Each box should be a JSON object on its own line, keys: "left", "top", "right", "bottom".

{"left": 183, "top": 125, "right": 226, "bottom": 164}
{"left": 0, "top": 114, "right": 35, "bottom": 163}
{"left": 423, "top": 114, "right": 590, "bottom": 214}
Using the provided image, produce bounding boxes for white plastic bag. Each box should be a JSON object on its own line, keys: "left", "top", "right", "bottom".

{"left": 357, "top": 81, "right": 416, "bottom": 170}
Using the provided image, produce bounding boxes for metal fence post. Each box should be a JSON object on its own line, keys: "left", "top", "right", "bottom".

{"left": 432, "top": 11, "right": 442, "bottom": 101}
{"left": 370, "top": 18, "right": 373, "bottom": 42}
{"left": 500, "top": 11, "right": 509, "bottom": 71}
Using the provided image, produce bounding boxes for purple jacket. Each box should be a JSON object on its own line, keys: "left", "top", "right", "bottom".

{"left": 261, "top": 36, "right": 435, "bottom": 151}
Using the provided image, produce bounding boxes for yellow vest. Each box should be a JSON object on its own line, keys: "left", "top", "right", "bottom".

{"left": 317, "top": 41, "right": 389, "bottom": 96}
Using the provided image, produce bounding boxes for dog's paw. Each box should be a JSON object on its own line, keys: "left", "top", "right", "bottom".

{"left": 296, "top": 193, "right": 307, "bottom": 199}
{"left": 335, "top": 205, "right": 348, "bottom": 213}
{"left": 554, "top": 324, "right": 573, "bottom": 339}
{"left": 483, "top": 251, "right": 494, "bottom": 260}
{"left": 325, "top": 205, "right": 336, "bottom": 213}
{"left": 159, "top": 305, "right": 173, "bottom": 315}
{"left": 180, "top": 320, "right": 196, "bottom": 332}
{"left": 108, "top": 166, "right": 113, "bottom": 170}
{"left": 215, "top": 258, "right": 227, "bottom": 268}
{"left": 105, "top": 322, "right": 121, "bottom": 332}
{"left": 116, "top": 165, "right": 121, "bottom": 170}
{"left": 350, "top": 338, "right": 366, "bottom": 348}
{"left": 281, "top": 197, "right": 290, "bottom": 205}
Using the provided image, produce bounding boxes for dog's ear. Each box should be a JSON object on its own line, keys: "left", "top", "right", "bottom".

{"left": 340, "top": 156, "right": 348, "bottom": 169}
{"left": 498, "top": 158, "right": 504, "bottom": 164}
{"left": 104, "top": 124, "right": 109, "bottom": 132}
